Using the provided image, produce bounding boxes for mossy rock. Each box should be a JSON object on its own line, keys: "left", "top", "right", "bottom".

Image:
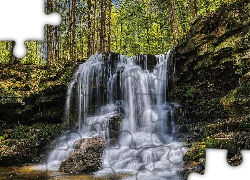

{"left": 183, "top": 142, "right": 206, "bottom": 162}
{"left": 206, "top": 116, "right": 250, "bottom": 136}
{"left": 0, "top": 122, "right": 64, "bottom": 165}
{"left": 221, "top": 80, "right": 250, "bottom": 116}
{"left": 206, "top": 136, "right": 230, "bottom": 149}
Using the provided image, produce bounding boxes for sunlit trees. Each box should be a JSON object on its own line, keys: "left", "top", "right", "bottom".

{"left": 0, "top": 0, "right": 235, "bottom": 65}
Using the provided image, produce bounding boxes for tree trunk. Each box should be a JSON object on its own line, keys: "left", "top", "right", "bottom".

{"left": 167, "top": 0, "right": 179, "bottom": 46}
{"left": 54, "top": 0, "right": 60, "bottom": 63}
{"left": 87, "top": 0, "right": 92, "bottom": 57}
{"left": 100, "top": 0, "right": 107, "bottom": 52}
{"left": 71, "top": 0, "right": 76, "bottom": 60}
{"left": 175, "top": 0, "right": 187, "bottom": 34}
{"left": 107, "top": 0, "right": 112, "bottom": 52}
{"left": 92, "top": 0, "right": 97, "bottom": 54}
{"left": 68, "top": 0, "right": 72, "bottom": 61}
{"left": 46, "top": 0, "right": 53, "bottom": 67}
{"left": 9, "top": 41, "right": 15, "bottom": 65}
{"left": 80, "top": 18, "right": 83, "bottom": 60}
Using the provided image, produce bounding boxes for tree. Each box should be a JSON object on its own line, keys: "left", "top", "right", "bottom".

{"left": 0, "top": 0, "right": 229, "bottom": 65}
{"left": 107, "top": 0, "right": 112, "bottom": 52}
{"left": 87, "top": 0, "right": 93, "bottom": 57}
{"left": 9, "top": 41, "right": 15, "bottom": 65}
{"left": 100, "top": 0, "right": 107, "bottom": 52}
{"left": 167, "top": 0, "right": 180, "bottom": 46}
{"left": 46, "top": 0, "right": 53, "bottom": 67}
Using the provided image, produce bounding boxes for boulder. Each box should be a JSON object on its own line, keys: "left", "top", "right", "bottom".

{"left": 59, "top": 136, "right": 105, "bottom": 173}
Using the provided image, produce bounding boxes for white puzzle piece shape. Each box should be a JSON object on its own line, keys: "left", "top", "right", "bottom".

{"left": 188, "top": 149, "right": 250, "bottom": 180}
{"left": 0, "top": 0, "right": 61, "bottom": 58}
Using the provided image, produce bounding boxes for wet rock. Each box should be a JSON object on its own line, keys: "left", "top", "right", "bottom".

{"left": 59, "top": 136, "right": 105, "bottom": 173}
{"left": 108, "top": 114, "right": 121, "bottom": 145}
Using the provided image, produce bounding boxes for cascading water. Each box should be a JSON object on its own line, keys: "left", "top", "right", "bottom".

{"left": 45, "top": 50, "right": 187, "bottom": 179}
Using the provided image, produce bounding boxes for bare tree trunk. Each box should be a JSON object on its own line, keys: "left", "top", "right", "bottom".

{"left": 60, "top": 0, "right": 67, "bottom": 61}
{"left": 46, "top": 0, "right": 53, "bottom": 67}
{"left": 100, "top": 0, "right": 107, "bottom": 52}
{"left": 71, "top": 0, "right": 76, "bottom": 60}
{"left": 92, "top": 0, "right": 97, "bottom": 54}
{"left": 120, "top": 22, "right": 122, "bottom": 50}
{"left": 80, "top": 18, "right": 83, "bottom": 60}
{"left": 54, "top": 0, "right": 60, "bottom": 63}
{"left": 9, "top": 41, "right": 15, "bottom": 65}
{"left": 96, "top": 9, "right": 99, "bottom": 52}
{"left": 87, "top": 0, "right": 92, "bottom": 57}
{"left": 167, "top": 0, "right": 179, "bottom": 46}
{"left": 68, "top": 0, "right": 72, "bottom": 61}
{"left": 107, "top": 0, "right": 112, "bottom": 52}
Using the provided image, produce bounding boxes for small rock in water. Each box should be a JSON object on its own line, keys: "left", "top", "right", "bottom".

{"left": 59, "top": 136, "right": 105, "bottom": 173}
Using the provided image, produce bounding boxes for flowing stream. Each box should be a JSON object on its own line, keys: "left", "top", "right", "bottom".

{"left": 43, "top": 51, "right": 187, "bottom": 180}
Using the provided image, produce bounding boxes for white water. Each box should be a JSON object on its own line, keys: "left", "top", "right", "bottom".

{"left": 44, "top": 51, "right": 187, "bottom": 179}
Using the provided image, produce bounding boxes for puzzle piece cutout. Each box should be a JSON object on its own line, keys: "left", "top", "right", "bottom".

{"left": 0, "top": 0, "right": 61, "bottom": 58}
{"left": 188, "top": 149, "right": 250, "bottom": 180}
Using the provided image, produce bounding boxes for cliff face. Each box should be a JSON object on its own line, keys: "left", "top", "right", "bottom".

{"left": 173, "top": 0, "right": 250, "bottom": 174}
{"left": 173, "top": 0, "right": 250, "bottom": 126}
{"left": 0, "top": 63, "right": 78, "bottom": 165}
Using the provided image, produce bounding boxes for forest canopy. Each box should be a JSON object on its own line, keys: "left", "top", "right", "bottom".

{"left": 0, "top": 0, "right": 237, "bottom": 66}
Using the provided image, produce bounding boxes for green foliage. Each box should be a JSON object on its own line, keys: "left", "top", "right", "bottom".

{"left": 206, "top": 137, "right": 221, "bottom": 148}
{"left": 184, "top": 142, "right": 206, "bottom": 161}
{"left": 110, "top": 0, "right": 173, "bottom": 56}
{"left": 21, "top": 41, "right": 45, "bottom": 65}
{"left": 0, "top": 150, "right": 3, "bottom": 161}
{"left": 0, "top": 42, "right": 11, "bottom": 64}
{"left": 194, "top": 61, "right": 203, "bottom": 70}
{"left": 185, "top": 86, "right": 196, "bottom": 98}
{"left": 3, "top": 122, "right": 63, "bottom": 143}
{"left": 0, "top": 0, "right": 237, "bottom": 65}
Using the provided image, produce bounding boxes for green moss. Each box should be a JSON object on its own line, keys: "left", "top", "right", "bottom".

{"left": 206, "top": 120, "right": 250, "bottom": 137}
{"left": 235, "top": 82, "right": 250, "bottom": 96}
{"left": 206, "top": 137, "right": 228, "bottom": 148}
{"left": 184, "top": 142, "right": 206, "bottom": 162}
{"left": 214, "top": 35, "right": 242, "bottom": 53}
{"left": 197, "top": 42, "right": 215, "bottom": 57}
{"left": 244, "top": 31, "right": 250, "bottom": 42}
{"left": 185, "top": 86, "right": 196, "bottom": 98}
{"left": 0, "top": 150, "right": 3, "bottom": 161}
{"left": 0, "top": 63, "right": 78, "bottom": 104}
{"left": 225, "top": 82, "right": 250, "bottom": 103}
{"left": 194, "top": 61, "right": 203, "bottom": 70}
{"left": 4, "top": 122, "right": 64, "bottom": 142}
{"left": 187, "top": 39, "right": 196, "bottom": 50}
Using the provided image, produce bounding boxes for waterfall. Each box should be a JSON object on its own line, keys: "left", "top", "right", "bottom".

{"left": 45, "top": 50, "right": 186, "bottom": 179}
